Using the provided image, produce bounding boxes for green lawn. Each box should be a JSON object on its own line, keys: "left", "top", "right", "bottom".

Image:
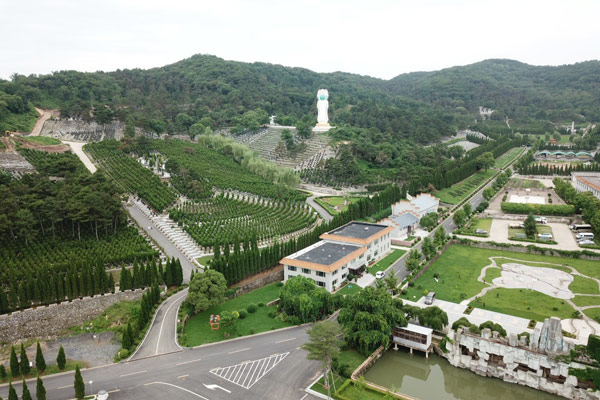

{"left": 401, "top": 244, "right": 600, "bottom": 309}
{"left": 310, "top": 374, "right": 346, "bottom": 396}
{"left": 470, "top": 288, "right": 577, "bottom": 321}
{"left": 337, "top": 348, "right": 366, "bottom": 373}
{"left": 571, "top": 296, "right": 600, "bottom": 307}
{"left": 315, "top": 196, "right": 363, "bottom": 215}
{"left": 508, "top": 178, "right": 545, "bottom": 189}
{"left": 484, "top": 267, "right": 502, "bottom": 282}
{"left": 181, "top": 284, "right": 290, "bottom": 346}
{"left": 337, "top": 282, "right": 362, "bottom": 296}
{"left": 435, "top": 169, "right": 496, "bottom": 205}
{"left": 196, "top": 255, "right": 213, "bottom": 267}
{"left": 569, "top": 275, "right": 600, "bottom": 295}
{"left": 460, "top": 218, "right": 492, "bottom": 237}
{"left": 23, "top": 136, "right": 62, "bottom": 145}
{"left": 494, "top": 147, "right": 523, "bottom": 169}
{"left": 401, "top": 245, "right": 490, "bottom": 303}
{"left": 368, "top": 250, "right": 406, "bottom": 275}
{"left": 584, "top": 308, "right": 600, "bottom": 322}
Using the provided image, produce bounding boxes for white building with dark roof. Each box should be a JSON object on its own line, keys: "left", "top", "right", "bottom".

{"left": 280, "top": 221, "right": 393, "bottom": 292}
{"left": 571, "top": 172, "right": 600, "bottom": 200}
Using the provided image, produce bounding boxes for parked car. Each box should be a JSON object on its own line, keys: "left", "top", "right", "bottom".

{"left": 475, "top": 229, "right": 488, "bottom": 235}
{"left": 535, "top": 217, "right": 548, "bottom": 224}
{"left": 97, "top": 390, "right": 109, "bottom": 400}
{"left": 375, "top": 271, "right": 385, "bottom": 280}
{"left": 537, "top": 233, "right": 553, "bottom": 240}
{"left": 424, "top": 292, "right": 436, "bottom": 305}
{"left": 578, "top": 240, "right": 595, "bottom": 246}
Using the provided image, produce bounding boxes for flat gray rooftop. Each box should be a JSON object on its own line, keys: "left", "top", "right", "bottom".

{"left": 295, "top": 241, "right": 361, "bottom": 266}
{"left": 327, "top": 222, "right": 388, "bottom": 240}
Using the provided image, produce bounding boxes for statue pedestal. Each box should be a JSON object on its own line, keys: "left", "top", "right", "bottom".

{"left": 313, "top": 123, "right": 333, "bottom": 133}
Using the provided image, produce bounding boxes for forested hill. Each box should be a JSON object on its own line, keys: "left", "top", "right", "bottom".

{"left": 1, "top": 55, "right": 599, "bottom": 142}
{"left": 388, "top": 59, "right": 600, "bottom": 122}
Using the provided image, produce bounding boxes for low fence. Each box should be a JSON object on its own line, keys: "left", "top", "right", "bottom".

{"left": 351, "top": 345, "right": 386, "bottom": 380}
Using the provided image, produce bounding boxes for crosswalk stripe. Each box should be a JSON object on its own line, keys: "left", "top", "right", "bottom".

{"left": 210, "top": 352, "right": 289, "bottom": 389}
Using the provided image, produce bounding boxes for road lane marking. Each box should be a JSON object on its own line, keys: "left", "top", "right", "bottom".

{"left": 156, "top": 291, "right": 189, "bottom": 355}
{"left": 57, "top": 385, "right": 73, "bottom": 389}
{"left": 178, "top": 375, "right": 189, "bottom": 379}
{"left": 275, "top": 337, "right": 296, "bottom": 344}
{"left": 300, "top": 394, "right": 309, "bottom": 400}
{"left": 227, "top": 347, "right": 250, "bottom": 354}
{"left": 176, "top": 358, "right": 202, "bottom": 366}
{"left": 120, "top": 370, "right": 147, "bottom": 377}
{"left": 145, "top": 382, "right": 210, "bottom": 399}
{"left": 210, "top": 352, "right": 289, "bottom": 389}
{"left": 204, "top": 383, "right": 231, "bottom": 393}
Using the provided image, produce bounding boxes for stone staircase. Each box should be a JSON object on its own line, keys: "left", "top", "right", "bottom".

{"left": 132, "top": 199, "right": 203, "bottom": 265}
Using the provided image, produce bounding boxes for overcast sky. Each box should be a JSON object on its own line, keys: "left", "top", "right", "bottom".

{"left": 1, "top": 0, "right": 599, "bottom": 81}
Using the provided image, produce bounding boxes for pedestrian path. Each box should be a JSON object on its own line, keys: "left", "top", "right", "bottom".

{"left": 210, "top": 352, "right": 289, "bottom": 389}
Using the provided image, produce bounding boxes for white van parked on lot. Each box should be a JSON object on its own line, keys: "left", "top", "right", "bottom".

{"left": 535, "top": 217, "right": 548, "bottom": 224}
{"left": 577, "top": 232, "right": 595, "bottom": 240}
{"left": 537, "top": 233, "right": 553, "bottom": 240}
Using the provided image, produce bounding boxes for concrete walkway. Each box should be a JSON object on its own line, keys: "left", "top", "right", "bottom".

{"left": 63, "top": 140, "right": 97, "bottom": 173}
{"left": 306, "top": 195, "right": 333, "bottom": 222}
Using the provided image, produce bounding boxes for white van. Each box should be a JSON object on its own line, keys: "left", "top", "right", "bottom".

{"left": 537, "top": 233, "right": 553, "bottom": 240}
{"left": 535, "top": 217, "right": 548, "bottom": 224}
{"left": 577, "top": 232, "right": 595, "bottom": 240}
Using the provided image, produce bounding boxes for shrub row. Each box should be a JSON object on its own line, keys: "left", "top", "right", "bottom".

{"left": 500, "top": 202, "right": 575, "bottom": 216}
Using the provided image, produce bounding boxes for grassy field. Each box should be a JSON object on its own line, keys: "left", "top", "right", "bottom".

{"left": 435, "top": 169, "right": 496, "bottom": 205}
{"left": 64, "top": 300, "right": 140, "bottom": 335}
{"left": 571, "top": 296, "right": 600, "bottom": 307}
{"left": 469, "top": 288, "right": 577, "bottom": 321}
{"left": 311, "top": 374, "right": 346, "bottom": 396}
{"left": 23, "top": 136, "right": 62, "bottom": 145}
{"left": 315, "top": 196, "right": 363, "bottom": 215}
{"left": 569, "top": 275, "right": 600, "bottom": 295}
{"left": 196, "top": 255, "right": 213, "bottom": 267}
{"left": 508, "top": 178, "right": 545, "bottom": 189}
{"left": 337, "top": 282, "right": 362, "bottom": 295}
{"left": 484, "top": 267, "right": 502, "bottom": 282}
{"left": 368, "top": 250, "right": 406, "bottom": 275}
{"left": 401, "top": 244, "right": 600, "bottom": 317}
{"left": 181, "top": 284, "right": 290, "bottom": 346}
{"left": 584, "top": 308, "right": 600, "bottom": 321}
{"left": 494, "top": 147, "right": 523, "bottom": 169}
{"left": 460, "top": 218, "right": 492, "bottom": 237}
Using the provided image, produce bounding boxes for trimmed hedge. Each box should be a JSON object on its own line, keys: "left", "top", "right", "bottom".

{"left": 501, "top": 202, "right": 575, "bottom": 216}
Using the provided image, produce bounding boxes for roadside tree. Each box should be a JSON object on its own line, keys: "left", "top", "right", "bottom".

{"left": 74, "top": 365, "right": 85, "bottom": 399}
{"left": 186, "top": 270, "right": 227, "bottom": 314}
{"left": 302, "top": 321, "right": 344, "bottom": 399}
{"left": 524, "top": 213, "right": 537, "bottom": 238}
{"left": 453, "top": 209, "right": 466, "bottom": 228}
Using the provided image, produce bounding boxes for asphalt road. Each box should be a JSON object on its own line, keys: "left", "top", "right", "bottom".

{"left": 306, "top": 195, "right": 333, "bottom": 222}
{"left": 126, "top": 203, "right": 196, "bottom": 283}
{"left": 0, "top": 325, "right": 321, "bottom": 400}
{"left": 129, "top": 289, "right": 188, "bottom": 360}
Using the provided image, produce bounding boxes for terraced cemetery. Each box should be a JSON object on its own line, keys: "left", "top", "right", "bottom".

{"left": 169, "top": 195, "right": 317, "bottom": 248}
{"left": 85, "top": 140, "right": 179, "bottom": 211}
{"left": 435, "top": 169, "right": 496, "bottom": 204}
{"left": 232, "top": 128, "right": 332, "bottom": 169}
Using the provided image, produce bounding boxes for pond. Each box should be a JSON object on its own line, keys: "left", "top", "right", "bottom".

{"left": 363, "top": 349, "right": 561, "bottom": 400}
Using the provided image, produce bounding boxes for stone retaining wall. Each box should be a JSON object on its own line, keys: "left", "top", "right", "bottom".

{"left": 233, "top": 266, "right": 284, "bottom": 296}
{"left": 0, "top": 290, "right": 145, "bottom": 343}
{"left": 351, "top": 345, "right": 386, "bottom": 380}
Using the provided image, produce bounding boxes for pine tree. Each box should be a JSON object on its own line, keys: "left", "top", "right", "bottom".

{"left": 35, "top": 342, "right": 46, "bottom": 372}
{"left": 108, "top": 274, "right": 115, "bottom": 294}
{"left": 20, "top": 344, "right": 30, "bottom": 375}
{"left": 122, "top": 323, "right": 133, "bottom": 349}
{"left": 8, "top": 382, "right": 17, "bottom": 400}
{"left": 74, "top": 365, "right": 85, "bottom": 399}
{"left": 9, "top": 346, "right": 19, "bottom": 377}
{"left": 0, "top": 364, "right": 6, "bottom": 379}
{"left": 0, "top": 289, "right": 8, "bottom": 314}
{"left": 56, "top": 345, "right": 66, "bottom": 370}
{"left": 36, "top": 376, "right": 46, "bottom": 400}
{"left": 21, "top": 379, "right": 32, "bottom": 400}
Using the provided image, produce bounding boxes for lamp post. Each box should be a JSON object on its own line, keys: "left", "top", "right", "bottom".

{"left": 89, "top": 380, "right": 93, "bottom": 397}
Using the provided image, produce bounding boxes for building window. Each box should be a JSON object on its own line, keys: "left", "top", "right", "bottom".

{"left": 316, "top": 281, "right": 325, "bottom": 288}
{"left": 332, "top": 279, "right": 338, "bottom": 286}
{"left": 316, "top": 271, "right": 326, "bottom": 277}
{"left": 333, "top": 270, "right": 338, "bottom": 275}
{"left": 288, "top": 266, "right": 296, "bottom": 271}
{"left": 342, "top": 273, "right": 347, "bottom": 279}
{"left": 302, "top": 268, "right": 311, "bottom": 275}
